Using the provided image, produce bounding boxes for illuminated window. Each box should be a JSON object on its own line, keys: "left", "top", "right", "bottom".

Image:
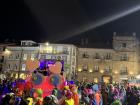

{"left": 82, "top": 64, "right": 88, "bottom": 71}
{"left": 121, "top": 54, "right": 128, "bottom": 61}
{"left": 23, "top": 54, "right": 27, "bottom": 60}
{"left": 31, "top": 54, "right": 35, "bottom": 60}
{"left": 120, "top": 66, "right": 127, "bottom": 75}
{"left": 53, "top": 47, "right": 57, "bottom": 54}
{"left": 104, "top": 66, "right": 111, "bottom": 73}
{"left": 22, "top": 64, "right": 26, "bottom": 71}
{"left": 94, "top": 65, "right": 99, "bottom": 72}
{"left": 46, "top": 46, "right": 53, "bottom": 53}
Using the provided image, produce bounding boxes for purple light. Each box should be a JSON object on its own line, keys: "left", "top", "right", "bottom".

{"left": 39, "top": 60, "right": 64, "bottom": 71}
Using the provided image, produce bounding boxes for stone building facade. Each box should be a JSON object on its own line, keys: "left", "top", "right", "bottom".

{"left": 77, "top": 33, "right": 139, "bottom": 83}
{"left": 1, "top": 33, "right": 140, "bottom": 82}
{"left": 2, "top": 41, "right": 77, "bottom": 80}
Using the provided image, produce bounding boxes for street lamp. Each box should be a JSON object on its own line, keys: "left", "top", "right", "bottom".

{"left": 100, "top": 70, "right": 104, "bottom": 73}
{"left": 89, "top": 69, "right": 93, "bottom": 73}
{"left": 78, "top": 68, "right": 82, "bottom": 72}
{"left": 45, "top": 42, "right": 49, "bottom": 46}
{"left": 4, "top": 49, "right": 11, "bottom": 55}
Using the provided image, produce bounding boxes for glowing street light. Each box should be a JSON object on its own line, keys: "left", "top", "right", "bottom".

{"left": 89, "top": 69, "right": 93, "bottom": 73}
{"left": 114, "top": 71, "right": 118, "bottom": 74}
{"left": 129, "top": 72, "right": 134, "bottom": 75}
{"left": 45, "top": 42, "right": 49, "bottom": 46}
{"left": 100, "top": 70, "right": 104, "bottom": 73}
{"left": 78, "top": 68, "right": 82, "bottom": 72}
{"left": 4, "top": 49, "right": 11, "bottom": 55}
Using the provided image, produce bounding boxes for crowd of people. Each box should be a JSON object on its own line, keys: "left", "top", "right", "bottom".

{"left": 0, "top": 77, "right": 140, "bottom": 105}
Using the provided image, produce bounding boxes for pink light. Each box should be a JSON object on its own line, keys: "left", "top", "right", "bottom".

{"left": 48, "top": 64, "right": 56, "bottom": 67}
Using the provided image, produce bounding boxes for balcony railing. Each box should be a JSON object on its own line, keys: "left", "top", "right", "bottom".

{"left": 94, "top": 69, "right": 99, "bottom": 72}
{"left": 104, "top": 69, "right": 112, "bottom": 73}
{"left": 120, "top": 72, "right": 128, "bottom": 75}
{"left": 82, "top": 54, "right": 89, "bottom": 58}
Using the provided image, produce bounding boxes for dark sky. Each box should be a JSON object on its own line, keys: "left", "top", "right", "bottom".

{"left": 1, "top": 0, "right": 140, "bottom": 47}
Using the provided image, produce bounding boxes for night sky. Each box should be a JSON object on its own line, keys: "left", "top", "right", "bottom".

{"left": 1, "top": 0, "right": 140, "bottom": 47}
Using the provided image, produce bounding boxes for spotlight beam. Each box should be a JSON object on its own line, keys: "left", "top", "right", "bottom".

{"left": 57, "top": 4, "right": 140, "bottom": 41}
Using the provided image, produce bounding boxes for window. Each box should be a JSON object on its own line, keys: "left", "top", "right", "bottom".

{"left": 104, "top": 66, "right": 111, "bottom": 73}
{"left": 106, "top": 53, "right": 111, "bottom": 59}
{"left": 120, "top": 66, "right": 127, "bottom": 75}
{"left": 95, "top": 53, "right": 100, "bottom": 59}
{"left": 22, "top": 64, "right": 26, "bottom": 71}
{"left": 23, "top": 54, "right": 27, "bottom": 60}
{"left": 82, "top": 64, "right": 88, "bottom": 71}
{"left": 9, "top": 54, "right": 13, "bottom": 60}
{"left": 22, "top": 42, "right": 26, "bottom": 46}
{"left": 121, "top": 54, "right": 128, "bottom": 61}
{"left": 14, "top": 64, "right": 17, "bottom": 70}
{"left": 62, "top": 56, "right": 67, "bottom": 61}
{"left": 53, "top": 47, "right": 57, "bottom": 54}
{"left": 122, "top": 43, "right": 126, "bottom": 48}
{"left": 63, "top": 47, "right": 68, "bottom": 54}
{"left": 15, "top": 54, "right": 20, "bottom": 59}
{"left": 31, "top": 54, "right": 35, "bottom": 60}
{"left": 94, "top": 65, "right": 99, "bottom": 72}
{"left": 46, "top": 46, "right": 53, "bottom": 53}
{"left": 82, "top": 52, "right": 89, "bottom": 58}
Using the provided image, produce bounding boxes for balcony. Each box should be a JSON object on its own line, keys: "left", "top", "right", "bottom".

{"left": 120, "top": 72, "right": 128, "bottom": 75}
{"left": 104, "top": 69, "right": 112, "bottom": 74}
{"left": 63, "top": 51, "right": 69, "bottom": 54}
{"left": 82, "top": 54, "right": 89, "bottom": 58}
{"left": 94, "top": 69, "right": 99, "bottom": 72}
